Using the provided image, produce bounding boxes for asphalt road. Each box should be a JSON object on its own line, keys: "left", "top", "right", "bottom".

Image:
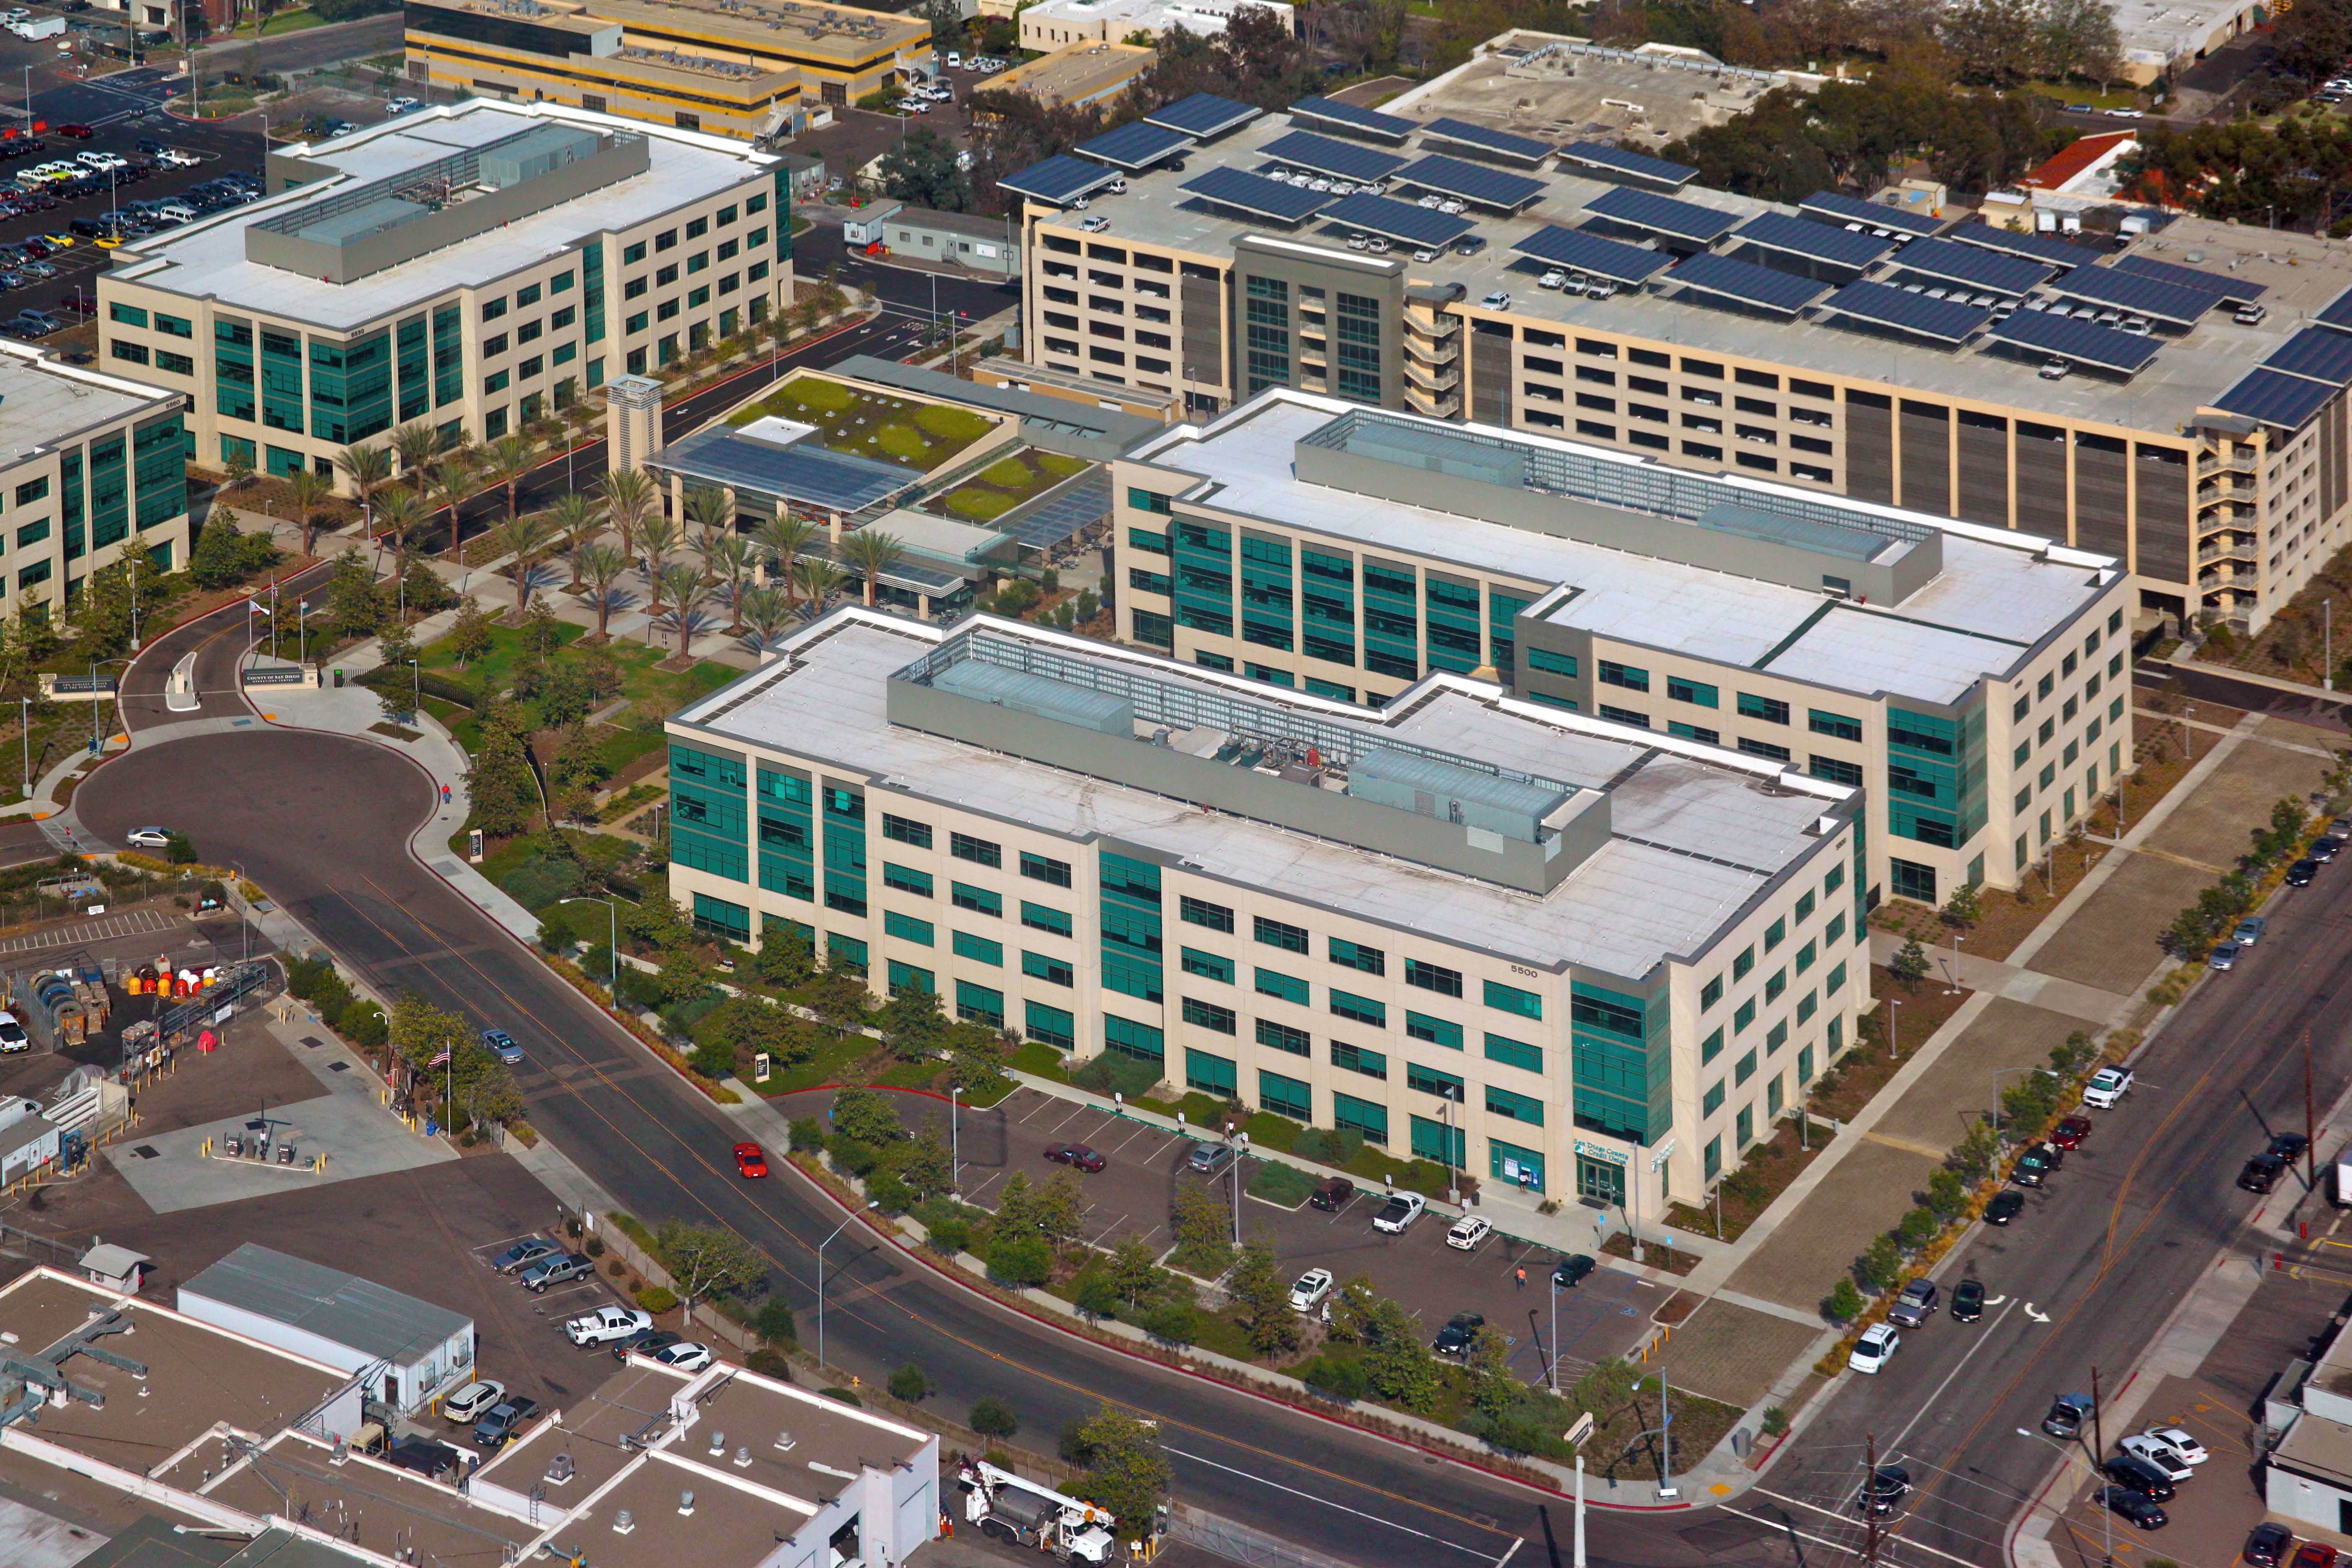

{"left": 192, "top": 14, "right": 405, "bottom": 74}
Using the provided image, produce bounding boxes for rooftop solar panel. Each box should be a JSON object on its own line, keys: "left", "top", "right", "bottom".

{"left": 1731, "top": 211, "right": 1892, "bottom": 271}
{"left": 1419, "top": 116, "right": 1554, "bottom": 164}
{"left": 655, "top": 428, "right": 921, "bottom": 512}
{"left": 1321, "top": 192, "right": 1474, "bottom": 248}
{"left": 1511, "top": 225, "right": 1672, "bottom": 284}
{"left": 1288, "top": 95, "right": 1415, "bottom": 142}
{"left": 1950, "top": 222, "right": 2098, "bottom": 270}
{"left": 1145, "top": 93, "right": 1261, "bottom": 139}
{"left": 1820, "top": 280, "right": 1990, "bottom": 343}
{"left": 1073, "top": 120, "right": 1194, "bottom": 170}
{"left": 1556, "top": 141, "right": 1696, "bottom": 188}
{"left": 2319, "top": 287, "right": 2352, "bottom": 332}
{"left": 1884, "top": 236, "right": 2053, "bottom": 297}
{"left": 1001, "top": 153, "right": 1120, "bottom": 207}
{"left": 2261, "top": 327, "right": 2352, "bottom": 387}
{"left": 1797, "top": 189, "right": 1944, "bottom": 237}
{"left": 1259, "top": 130, "right": 1407, "bottom": 184}
{"left": 1985, "top": 310, "right": 2159, "bottom": 374}
{"left": 1393, "top": 153, "right": 1546, "bottom": 211}
{"left": 2211, "top": 366, "right": 2340, "bottom": 431}
{"left": 2113, "top": 253, "right": 2264, "bottom": 303}
{"left": 1666, "top": 252, "right": 1829, "bottom": 315}
{"left": 1584, "top": 184, "right": 1738, "bottom": 245}
{"left": 1000, "top": 466, "right": 1111, "bottom": 550}
{"left": 2048, "top": 265, "right": 2215, "bottom": 325}
{"left": 1180, "top": 166, "right": 1332, "bottom": 224}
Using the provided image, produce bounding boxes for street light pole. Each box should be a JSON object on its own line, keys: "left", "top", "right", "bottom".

{"left": 2017, "top": 1426, "right": 2112, "bottom": 1568}
{"left": 559, "top": 896, "right": 620, "bottom": 996}
{"left": 815, "top": 1203, "right": 875, "bottom": 1373}
{"left": 232, "top": 861, "right": 249, "bottom": 963}
{"left": 949, "top": 1084, "right": 960, "bottom": 1191}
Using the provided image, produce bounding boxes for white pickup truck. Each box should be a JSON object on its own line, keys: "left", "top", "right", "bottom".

{"left": 564, "top": 1305, "right": 652, "bottom": 1346}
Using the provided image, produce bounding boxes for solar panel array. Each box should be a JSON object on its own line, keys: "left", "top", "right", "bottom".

{"left": 1797, "top": 189, "right": 1944, "bottom": 237}
{"left": 1820, "top": 280, "right": 1990, "bottom": 343}
{"left": 2047, "top": 265, "right": 2215, "bottom": 326}
{"left": 1074, "top": 120, "right": 1193, "bottom": 170}
{"left": 1666, "top": 252, "right": 1829, "bottom": 315}
{"left": 1287, "top": 95, "right": 1414, "bottom": 142}
{"left": 1584, "top": 184, "right": 1737, "bottom": 244}
{"left": 1259, "top": 130, "right": 1406, "bottom": 184}
{"left": 2211, "top": 366, "right": 2339, "bottom": 431}
{"left": 2113, "top": 253, "right": 2262, "bottom": 303}
{"left": 2261, "top": 327, "right": 2352, "bottom": 387}
{"left": 1883, "top": 236, "right": 2052, "bottom": 297}
{"left": 1001, "top": 153, "right": 1119, "bottom": 206}
{"left": 1393, "top": 152, "right": 1546, "bottom": 211}
{"left": 1000, "top": 467, "right": 1111, "bottom": 550}
{"left": 2319, "top": 287, "right": 2352, "bottom": 332}
{"left": 1145, "top": 93, "right": 1261, "bottom": 139}
{"left": 1181, "top": 165, "right": 1332, "bottom": 224}
{"left": 1556, "top": 141, "right": 1696, "bottom": 188}
{"left": 1986, "top": 309, "right": 2159, "bottom": 374}
{"left": 1322, "top": 192, "right": 1473, "bottom": 247}
{"left": 1419, "top": 115, "right": 1554, "bottom": 164}
{"left": 1512, "top": 224, "right": 1673, "bottom": 284}
{"left": 1731, "top": 211, "right": 1892, "bottom": 272}
{"left": 1950, "top": 222, "right": 2097, "bottom": 270}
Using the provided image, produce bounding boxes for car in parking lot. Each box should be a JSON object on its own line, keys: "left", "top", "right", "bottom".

{"left": 2290, "top": 1541, "right": 2339, "bottom": 1568}
{"left": 2235, "top": 916, "right": 2268, "bottom": 946}
{"left": 1847, "top": 1323, "right": 1899, "bottom": 1374}
{"left": 2050, "top": 1115, "right": 2093, "bottom": 1149}
{"left": 565, "top": 1306, "right": 652, "bottom": 1346}
{"left": 0, "top": 1012, "right": 27, "bottom": 1053}
{"left": 1887, "top": 1278, "right": 1938, "bottom": 1328}
{"left": 611, "top": 1328, "right": 680, "bottom": 1361}
{"left": 1985, "top": 1187, "right": 2025, "bottom": 1225}
{"left": 1553, "top": 1254, "right": 1596, "bottom": 1288}
{"left": 519, "top": 1253, "right": 593, "bottom": 1292}
{"left": 733, "top": 1142, "right": 767, "bottom": 1178}
{"left": 2143, "top": 1425, "right": 2206, "bottom": 1464}
{"left": 2118, "top": 1434, "right": 2195, "bottom": 1480}
{"left": 2099, "top": 1488, "right": 2167, "bottom": 1529}
{"left": 2043, "top": 1391, "right": 2094, "bottom": 1437}
{"left": 1950, "top": 1278, "right": 1985, "bottom": 1321}
{"left": 490, "top": 1238, "right": 558, "bottom": 1274}
{"left": 2102, "top": 1453, "right": 2176, "bottom": 1501}
{"left": 1371, "top": 1192, "right": 1424, "bottom": 1233}
{"left": 646, "top": 1341, "right": 713, "bottom": 1371}
{"left": 441, "top": 1379, "right": 505, "bottom": 1421}
{"left": 482, "top": 1029, "right": 524, "bottom": 1065}
{"left": 1044, "top": 1142, "right": 1104, "bottom": 1172}
{"left": 473, "top": 1395, "right": 540, "bottom": 1447}
{"left": 1430, "top": 1311, "right": 1484, "bottom": 1359}
{"left": 1445, "top": 1215, "right": 1491, "bottom": 1251}
{"left": 2240, "top": 1150, "right": 2291, "bottom": 1192}
{"left": 1309, "top": 1176, "right": 1354, "bottom": 1211}
{"left": 2245, "top": 1522, "right": 2293, "bottom": 1567}
{"left": 1289, "top": 1268, "right": 1334, "bottom": 1312}
{"left": 1186, "top": 1141, "right": 1234, "bottom": 1176}
{"left": 2082, "top": 1065, "right": 2133, "bottom": 1108}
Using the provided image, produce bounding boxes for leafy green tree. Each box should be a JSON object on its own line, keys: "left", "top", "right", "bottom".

{"left": 286, "top": 467, "right": 334, "bottom": 558}
{"left": 970, "top": 1395, "right": 1018, "bottom": 1438}
{"left": 653, "top": 1218, "right": 763, "bottom": 1308}
{"left": 829, "top": 1085, "right": 903, "bottom": 1147}
{"left": 1825, "top": 1278, "right": 1865, "bottom": 1323}
{"left": 191, "top": 514, "right": 261, "bottom": 589}
{"left": 903, "top": 1112, "right": 952, "bottom": 1197}
{"left": 446, "top": 596, "right": 494, "bottom": 666}
{"left": 1358, "top": 1295, "right": 1438, "bottom": 1412}
{"left": 1890, "top": 937, "right": 1932, "bottom": 990}
{"left": 988, "top": 1232, "right": 1052, "bottom": 1287}
{"left": 1170, "top": 1180, "right": 1231, "bottom": 1260}
{"left": 1035, "top": 1170, "right": 1086, "bottom": 1243}
{"left": 1952, "top": 1119, "right": 2001, "bottom": 1180}
{"left": 1073, "top": 1268, "right": 1123, "bottom": 1319}
{"left": 995, "top": 1170, "right": 1039, "bottom": 1235}
{"left": 1942, "top": 883, "right": 1982, "bottom": 931}
{"left": 1464, "top": 1325, "right": 1516, "bottom": 1419}
{"left": 1896, "top": 1207, "right": 1939, "bottom": 1249}
{"left": 464, "top": 704, "right": 539, "bottom": 836}
{"left": 757, "top": 924, "right": 816, "bottom": 986}
{"left": 1861, "top": 1235, "right": 1905, "bottom": 1291}
{"left": 1066, "top": 1405, "right": 1171, "bottom": 1531}
{"left": 879, "top": 126, "right": 973, "bottom": 211}
{"left": 1225, "top": 1240, "right": 1301, "bottom": 1357}
{"left": 327, "top": 546, "right": 384, "bottom": 637}
{"left": 1323, "top": 1274, "right": 1378, "bottom": 1343}
{"left": 888, "top": 1362, "right": 929, "bottom": 1403}
{"left": 1107, "top": 1233, "right": 1161, "bottom": 1307}
{"left": 876, "top": 983, "right": 949, "bottom": 1058}
{"left": 1924, "top": 1168, "right": 1969, "bottom": 1218}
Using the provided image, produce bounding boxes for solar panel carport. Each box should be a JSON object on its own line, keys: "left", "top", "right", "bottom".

{"left": 1289, "top": 95, "right": 1414, "bottom": 142}
{"left": 1730, "top": 211, "right": 1892, "bottom": 273}
{"left": 1883, "top": 236, "right": 2053, "bottom": 297}
{"left": 1985, "top": 310, "right": 2159, "bottom": 375}
{"left": 1556, "top": 141, "right": 1696, "bottom": 188}
{"left": 2262, "top": 327, "right": 2352, "bottom": 387}
{"left": 1950, "top": 222, "right": 2098, "bottom": 270}
{"left": 1512, "top": 225, "right": 1671, "bottom": 285}
{"left": 1002, "top": 154, "right": 1121, "bottom": 207}
{"left": 1391, "top": 153, "right": 1546, "bottom": 212}
{"left": 1819, "top": 280, "right": 1989, "bottom": 342}
{"left": 2046, "top": 265, "right": 2217, "bottom": 328}
{"left": 1583, "top": 185, "right": 1737, "bottom": 245}
{"left": 1181, "top": 166, "right": 1332, "bottom": 224}
{"left": 1259, "top": 130, "right": 1406, "bottom": 185}
{"left": 1798, "top": 189, "right": 1944, "bottom": 237}
{"left": 1073, "top": 120, "right": 1193, "bottom": 170}
{"left": 1418, "top": 116, "right": 1554, "bottom": 164}
{"left": 1322, "top": 192, "right": 1474, "bottom": 248}
{"left": 1145, "top": 93, "right": 1261, "bottom": 139}
{"left": 2114, "top": 253, "right": 2262, "bottom": 304}
{"left": 1665, "top": 252, "right": 1829, "bottom": 315}
{"left": 2210, "top": 367, "right": 2340, "bottom": 431}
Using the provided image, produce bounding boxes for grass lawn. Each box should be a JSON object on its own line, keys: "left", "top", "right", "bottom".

{"left": 228, "top": 8, "right": 325, "bottom": 36}
{"left": 2014, "top": 79, "right": 2143, "bottom": 110}
{"left": 935, "top": 450, "right": 1091, "bottom": 522}
{"left": 421, "top": 619, "right": 587, "bottom": 690}
{"left": 726, "top": 377, "right": 995, "bottom": 472}
{"left": 419, "top": 619, "right": 735, "bottom": 724}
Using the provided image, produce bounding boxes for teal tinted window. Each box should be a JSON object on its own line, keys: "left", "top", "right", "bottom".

{"left": 1181, "top": 947, "right": 1235, "bottom": 983}
{"left": 1330, "top": 989, "right": 1385, "bottom": 1028}
{"left": 954, "top": 931, "right": 1003, "bottom": 966}
{"left": 1485, "top": 980, "right": 1542, "bottom": 1019}
{"left": 1260, "top": 1069, "right": 1310, "bottom": 1119}
{"left": 884, "top": 911, "right": 933, "bottom": 946}
{"left": 1026, "top": 1000, "right": 1075, "bottom": 1048}
{"left": 1022, "top": 902, "right": 1072, "bottom": 937}
{"left": 1485, "top": 1033, "right": 1541, "bottom": 1073}
{"left": 1406, "top": 1012, "right": 1462, "bottom": 1049}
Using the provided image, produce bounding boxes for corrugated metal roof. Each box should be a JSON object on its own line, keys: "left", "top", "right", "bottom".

{"left": 181, "top": 1243, "right": 469, "bottom": 1366}
{"left": 1353, "top": 746, "right": 1564, "bottom": 817}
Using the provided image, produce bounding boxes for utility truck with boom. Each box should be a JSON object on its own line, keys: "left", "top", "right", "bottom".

{"left": 959, "top": 1461, "right": 1117, "bottom": 1563}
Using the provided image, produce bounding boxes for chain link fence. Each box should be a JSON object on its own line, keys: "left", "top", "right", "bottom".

{"left": 1167, "top": 1504, "right": 1364, "bottom": 1568}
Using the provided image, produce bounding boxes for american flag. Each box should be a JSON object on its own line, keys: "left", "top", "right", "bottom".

{"left": 428, "top": 1049, "right": 452, "bottom": 1067}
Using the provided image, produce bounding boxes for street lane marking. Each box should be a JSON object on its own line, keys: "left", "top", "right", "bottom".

{"left": 1165, "top": 1445, "right": 1498, "bottom": 1557}
{"left": 1740, "top": 1493, "right": 1986, "bottom": 1567}
{"left": 1491, "top": 1537, "right": 1523, "bottom": 1568}
{"left": 1885, "top": 1300, "right": 2017, "bottom": 1453}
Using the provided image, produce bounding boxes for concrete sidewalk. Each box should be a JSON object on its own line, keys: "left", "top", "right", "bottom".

{"left": 1864, "top": 929, "right": 2134, "bottom": 1026}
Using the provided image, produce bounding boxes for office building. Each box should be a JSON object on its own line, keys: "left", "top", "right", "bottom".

{"left": 403, "top": 0, "right": 928, "bottom": 127}
{"left": 1117, "top": 388, "right": 2132, "bottom": 902}
{"left": 991, "top": 40, "right": 1157, "bottom": 111}
{"left": 1008, "top": 88, "right": 2352, "bottom": 634}
{"left": 667, "top": 606, "right": 1864, "bottom": 1217}
{"left": 98, "top": 101, "right": 792, "bottom": 485}
{"left": 0, "top": 343, "right": 190, "bottom": 613}
{"left": 1016, "top": 0, "right": 1290, "bottom": 50}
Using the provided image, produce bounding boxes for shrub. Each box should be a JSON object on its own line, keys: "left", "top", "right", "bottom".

{"left": 970, "top": 1395, "right": 1019, "bottom": 1438}
{"left": 584, "top": 1237, "right": 606, "bottom": 1258}
{"left": 636, "top": 1285, "right": 678, "bottom": 1314}
{"left": 827, "top": 1135, "right": 881, "bottom": 1177}
{"left": 1761, "top": 1406, "right": 1791, "bottom": 1437}
{"left": 866, "top": 1168, "right": 913, "bottom": 1214}
{"left": 1295, "top": 1354, "right": 1367, "bottom": 1400}
{"left": 887, "top": 1362, "right": 929, "bottom": 1402}
{"left": 1139, "top": 1297, "right": 1199, "bottom": 1345}
{"left": 338, "top": 998, "right": 388, "bottom": 1050}
{"left": 746, "top": 1347, "right": 791, "bottom": 1377}
{"left": 924, "top": 1212, "right": 970, "bottom": 1256}
{"left": 689, "top": 1042, "right": 736, "bottom": 1081}
{"left": 754, "top": 1297, "right": 797, "bottom": 1346}
{"left": 988, "top": 1233, "right": 1053, "bottom": 1288}
{"left": 1069, "top": 1049, "right": 1161, "bottom": 1101}
{"left": 1824, "top": 1278, "right": 1865, "bottom": 1323}
{"left": 821, "top": 1387, "right": 863, "bottom": 1406}
{"left": 788, "top": 1117, "right": 826, "bottom": 1153}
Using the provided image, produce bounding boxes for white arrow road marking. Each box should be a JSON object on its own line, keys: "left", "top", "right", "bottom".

{"left": 2024, "top": 1302, "right": 2050, "bottom": 1322}
{"left": 1984, "top": 1294, "right": 2009, "bottom": 1306}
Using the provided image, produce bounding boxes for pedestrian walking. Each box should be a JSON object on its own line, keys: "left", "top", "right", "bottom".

{"left": 1514, "top": 1265, "right": 1526, "bottom": 1291}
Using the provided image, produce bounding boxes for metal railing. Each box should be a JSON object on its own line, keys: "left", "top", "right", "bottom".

{"left": 1167, "top": 1504, "right": 1363, "bottom": 1568}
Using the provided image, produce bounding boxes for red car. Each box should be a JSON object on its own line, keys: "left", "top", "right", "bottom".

{"left": 2291, "top": 1544, "right": 2338, "bottom": 1568}
{"left": 732, "top": 1142, "right": 768, "bottom": 1178}
{"left": 2050, "top": 1115, "right": 2093, "bottom": 1150}
{"left": 53, "top": 125, "right": 92, "bottom": 139}
{"left": 1044, "top": 1142, "right": 1105, "bottom": 1172}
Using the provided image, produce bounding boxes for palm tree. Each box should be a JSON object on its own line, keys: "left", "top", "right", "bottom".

{"left": 791, "top": 556, "right": 840, "bottom": 616}
{"left": 392, "top": 421, "right": 439, "bottom": 490}
{"left": 655, "top": 560, "right": 707, "bottom": 659}
{"left": 599, "top": 468, "right": 656, "bottom": 562}
{"left": 495, "top": 512, "right": 553, "bottom": 615}
{"left": 481, "top": 434, "right": 537, "bottom": 521}
{"left": 546, "top": 491, "right": 605, "bottom": 588}
{"left": 574, "top": 541, "right": 628, "bottom": 642}
{"left": 286, "top": 468, "right": 333, "bottom": 558}
{"left": 373, "top": 489, "right": 426, "bottom": 575}
{"left": 737, "top": 583, "right": 792, "bottom": 652}
{"left": 429, "top": 458, "right": 477, "bottom": 557}
{"left": 705, "top": 534, "right": 756, "bottom": 632}
{"left": 336, "top": 443, "right": 394, "bottom": 534}
{"left": 754, "top": 514, "right": 819, "bottom": 606}
{"left": 836, "top": 529, "right": 905, "bottom": 608}
{"left": 636, "top": 512, "right": 682, "bottom": 609}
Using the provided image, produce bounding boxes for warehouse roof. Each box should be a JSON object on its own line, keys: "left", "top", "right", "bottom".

{"left": 180, "top": 1243, "right": 469, "bottom": 1367}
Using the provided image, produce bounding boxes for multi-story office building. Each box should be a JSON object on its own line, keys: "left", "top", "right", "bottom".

{"left": 1008, "top": 90, "right": 2352, "bottom": 633}
{"left": 97, "top": 101, "right": 792, "bottom": 484}
{"left": 0, "top": 345, "right": 191, "bottom": 612}
{"left": 668, "top": 607, "right": 1864, "bottom": 1220}
{"left": 1117, "top": 389, "right": 2132, "bottom": 904}
{"left": 404, "top": 0, "right": 927, "bottom": 125}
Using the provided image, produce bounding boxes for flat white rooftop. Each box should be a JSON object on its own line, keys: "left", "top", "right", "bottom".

{"left": 0, "top": 346, "right": 178, "bottom": 467}
{"left": 109, "top": 100, "right": 776, "bottom": 332}
{"left": 1135, "top": 391, "right": 2115, "bottom": 705}
{"left": 678, "top": 611, "right": 1851, "bottom": 979}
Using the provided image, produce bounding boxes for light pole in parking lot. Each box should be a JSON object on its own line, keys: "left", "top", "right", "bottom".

{"left": 948, "top": 1083, "right": 959, "bottom": 1191}
{"left": 2016, "top": 1426, "right": 2112, "bottom": 1568}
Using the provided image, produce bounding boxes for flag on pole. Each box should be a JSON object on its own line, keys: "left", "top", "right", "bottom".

{"left": 249, "top": 601, "right": 271, "bottom": 616}
{"left": 428, "top": 1048, "right": 452, "bottom": 1067}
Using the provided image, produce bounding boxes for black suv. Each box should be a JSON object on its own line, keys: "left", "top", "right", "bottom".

{"left": 2240, "top": 1150, "right": 2290, "bottom": 1193}
{"left": 1430, "top": 1311, "right": 1484, "bottom": 1359}
{"left": 2013, "top": 1143, "right": 2062, "bottom": 1187}
{"left": 2099, "top": 1488, "right": 2167, "bottom": 1530}
{"left": 2101, "top": 1454, "right": 2175, "bottom": 1502}
{"left": 1860, "top": 1465, "right": 1911, "bottom": 1516}
{"left": 2289, "top": 859, "right": 2320, "bottom": 886}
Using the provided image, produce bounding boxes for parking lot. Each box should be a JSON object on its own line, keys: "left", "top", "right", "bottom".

{"left": 787, "top": 1084, "right": 1658, "bottom": 1383}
